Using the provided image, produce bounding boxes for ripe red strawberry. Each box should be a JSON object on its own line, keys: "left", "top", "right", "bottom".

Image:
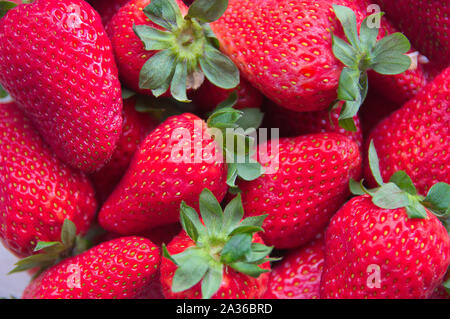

{"left": 87, "top": 0, "right": 129, "bottom": 26}
{"left": 238, "top": 133, "right": 362, "bottom": 249}
{"left": 91, "top": 97, "right": 159, "bottom": 202}
{"left": 373, "top": 0, "right": 450, "bottom": 68}
{"left": 211, "top": 0, "right": 412, "bottom": 120}
{"left": 0, "top": 0, "right": 123, "bottom": 173}
{"left": 98, "top": 107, "right": 260, "bottom": 235}
{"left": 107, "top": 0, "right": 239, "bottom": 101}
{"left": 0, "top": 103, "right": 97, "bottom": 258}
{"left": 264, "top": 235, "right": 324, "bottom": 299}
{"left": 321, "top": 147, "right": 450, "bottom": 298}
{"left": 262, "top": 102, "right": 363, "bottom": 149}
{"left": 160, "top": 189, "right": 271, "bottom": 299}
{"left": 191, "top": 76, "right": 263, "bottom": 114}
{"left": 22, "top": 236, "right": 161, "bottom": 299}
{"left": 364, "top": 67, "right": 450, "bottom": 196}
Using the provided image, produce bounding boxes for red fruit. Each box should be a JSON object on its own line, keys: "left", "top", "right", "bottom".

{"left": 373, "top": 0, "right": 450, "bottom": 68}
{"left": 358, "top": 91, "right": 400, "bottom": 137}
{"left": 0, "top": 0, "right": 123, "bottom": 173}
{"left": 191, "top": 76, "right": 263, "bottom": 114}
{"left": 364, "top": 67, "right": 450, "bottom": 195}
{"left": 87, "top": 0, "right": 129, "bottom": 26}
{"left": 0, "top": 103, "right": 97, "bottom": 258}
{"left": 22, "top": 237, "right": 161, "bottom": 299}
{"left": 321, "top": 195, "right": 450, "bottom": 299}
{"left": 264, "top": 236, "right": 324, "bottom": 299}
{"left": 98, "top": 113, "right": 228, "bottom": 235}
{"left": 263, "top": 102, "right": 363, "bottom": 149}
{"left": 91, "top": 98, "right": 159, "bottom": 202}
{"left": 238, "top": 133, "right": 362, "bottom": 249}
{"left": 211, "top": 0, "right": 367, "bottom": 112}
{"left": 106, "top": 0, "right": 189, "bottom": 96}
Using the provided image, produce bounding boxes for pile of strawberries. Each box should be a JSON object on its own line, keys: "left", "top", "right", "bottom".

{"left": 0, "top": 0, "right": 448, "bottom": 299}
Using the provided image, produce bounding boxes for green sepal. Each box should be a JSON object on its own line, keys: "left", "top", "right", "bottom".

{"left": 170, "top": 61, "right": 190, "bottom": 102}
{"left": 220, "top": 233, "right": 252, "bottom": 264}
{"left": 201, "top": 264, "right": 223, "bottom": 299}
{"left": 221, "top": 193, "right": 244, "bottom": 235}
{"left": 230, "top": 262, "right": 270, "bottom": 278}
{"left": 139, "top": 49, "right": 176, "bottom": 96}
{"left": 389, "top": 171, "right": 417, "bottom": 195}
{"left": 171, "top": 248, "right": 211, "bottom": 293}
{"left": 187, "top": 0, "right": 229, "bottom": 23}
{"left": 236, "top": 108, "right": 265, "bottom": 131}
{"left": 199, "top": 188, "right": 224, "bottom": 235}
{"left": 372, "top": 183, "right": 410, "bottom": 209}
{"left": 143, "top": 0, "right": 183, "bottom": 31}
{"left": 0, "top": 83, "right": 9, "bottom": 99}
{"left": 199, "top": 44, "right": 239, "bottom": 89}
{"left": 368, "top": 140, "right": 384, "bottom": 186}
{"left": 331, "top": 5, "right": 412, "bottom": 131}
{"left": 423, "top": 183, "right": 450, "bottom": 216}
{"left": 133, "top": 25, "right": 173, "bottom": 51}
{"left": 121, "top": 86, "right": 136, "bottom": 100}
{"left": 0, "top": 1, "right": 17, "bottom": 19}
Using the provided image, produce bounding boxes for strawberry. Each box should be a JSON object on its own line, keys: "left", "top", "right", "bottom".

{"left": 262, "top": 102, "right": 363, "bottom": 149}
{"left": 87, "top": 0, "right": 129, "bottom": 26}
{"left": 107, "top": 0, "right": 239, "bottom": 101}
{"left": 211, "top": 1, "right": 411, "bottom": 128}
{"left": 191, "top": 76, "right": 263, "bottom": 114}
{"left": 238, "top": 133, "right": 362, "bottom": 249}
{"left": 373, "top": 0, "right": 450, "bottom": 68}
{"left": 160, "top": 189, "right": 272, "bottom": 299}
{"left": 0, "top": 103, "right": 97, "bottom": 258}
{"left": 263, "top": 235, "right": 324, "bottom": 299}
{"left": 0, "top": 0, "right": 123, "bottom": 173}
{"left": 91, "top": 97, "right": 159, "bottom": 202}
{"left": 99, "top": 107, "right": 262, "bottom": 235}
{"left": 321, "top": 143, "right": 450, "bottom": 299}
{"left": 364, "top": 67, "right": 450, "bottom": 196}
{"left": 21, "top": 236, "right": 161, "bottom": 299}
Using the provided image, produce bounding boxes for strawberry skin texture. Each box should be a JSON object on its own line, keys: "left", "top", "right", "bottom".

{"left": 238, "top": 133, "right": 362, "bottom": 249}
{"left": 191, "top": 76, "right": 263, "bottom": 114}
{"left": 0, "top": 103, "right": 97, "bottom": 258}
{"left": 107, "top": 0, "right": 188, "bottom": 96}
{"left": 87, "top": 0, "right": 130, "bottom": 26}
{"left": 22, "top": 237, "right": 161, "bottom": 299}
{"left": 160, "top": 231, "right": 270, "bottom": 299}
{"left": 321, "top": 195, "right": 450, "bottom": 299}
{"left": 0, "top": 0, "right": 123, "bottom": 173}
{"left": 98, "top": 113, "right": 228, "bottom": 235}
{"left": 373, "top": 0, "right": 450, "bottom": 68}
{"left": 211, "top": 0, "right": 364, "bottom": 112}
{"left": 264, "top": 236, "right": 324, "bottom": 299}
{"left": 364, "top": 67, "right": 450, "bottom": 195}
{"left": 263, "top": 102, "right": 363, "bottom": 149}
{"left": 91, "top": 98, "right": 159, "bottom": 202}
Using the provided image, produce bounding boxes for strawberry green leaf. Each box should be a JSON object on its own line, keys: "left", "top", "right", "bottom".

{"left": 9, "top": 254, "right": 56, "bottom": 274}
{"left": 60, "top": 219, "right": 77, "bottom": 248}
{"left": 162, "top": 244, "right": 178, "bottom": 265}
{"left": 332, "top": 5, "right": 360, "bottom": 49}
{"left": 216, "top": 91, "right": 238, "bottom": 109}
{"left": 372, "top": 183, "right": 409, "bottom": 209}
{"left": 245, "top": 243, "right": 273, "bottom": 263}
{"left": 0, "top": 1, "right": 17, "bottom": 19}
{"left": 33, "top": 241, "right": 62, "bottom": 253}
{"left": 423, "top": 182, "right": 450, "bottom": 216}
{"left": 372, "top": 54, "right": 411, "bottom": 75}
{"left": 368, "top": 140, "right": 384, "bottom": 186}
{"left": 201, "top": 264, "right": 223, "bottom": 299}
{"left": 221, "top": 193, "right": 244, "bottom": 234}
{"left": 228, "top": 225, "right": 263, "bottom": 237}
{"left": 0, "top": 84, "right": 9, "bottom": 98}
{"left": 332, "top": 35, "right": 358, "bottom": 68}
{"left": 121, "top": 87, "right": 136, "bottom": 100}
{"left": 133, "top": 25, "right": 173, "bottom": 51}
{"left": 199, "top": 188, "right": 224, "bottom": 235}
{"left": 202, "top": 24, "right": 220, "bottom": 49}
{"left": 180, "top": 201, "right": 206, "bottom": 240}
{"left": 230, "top": 262, "right": 270, "bottom": 278}
{"left": 372, "top": 33, "right": 411, "bottom": 56}
{"left": 389, "top": 171, "right": 417, "bottom": 195}
{"left": 143, "top": 0, "right": 183, "bottom": 31}
{"left": 405, "top": 199, "right": 428, "bottom": 219}
{"left": 226, "top": 162, "right": 238, "bottom": 188}
{"left": 220, "top": 233, "right": 252, "bottom": 264}
{"left": 349, "top": 178, "right": 366, "bottom": 195}
{"left": 239, "top": 215, "right": 267, "bottom": 228}
{"left": 170, "top": 61, "right": 190, "bottom": 102}
{"left": 236, "top": 108, "right": 265, "bottom": 131}
{"left": 359, "top": 13, "right": 383, "bottom": 51}
{"left": 188, "top": 0, "right": 229, "bottom": 23}
{"left": 199, "top": 44, "right": 239, "bottom": 90}
{"left": 337, "top": 67, "right": 360, "bottom": 102}
{"left": 235, "top": 162, "right": 263, "bottom": 182}
{"left": 139, "top": 49, "right": 176, "bottom": 94}
{"left": 171, "top": 249, "right": 210, "bottom": 293}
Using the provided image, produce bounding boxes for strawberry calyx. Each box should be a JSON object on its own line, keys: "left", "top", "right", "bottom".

{"left": 9, "top": 220, "right": 91, "bottom": 276}
{"left": 0, "top": 1, "right": 18, "bottom": 18}
{"left": 133, "top": 0, "right": 239, "bottom": 102}
{"left": 331, "top": 5, "right": 412, "bottom": 131}
{"left": 163, "top": 188, "right": 275, "bottom": 299}
{"left": 206, "top": 103, "right": 264, "bottom": 189}
{"left": 350, "top": 140, "right": 450, "bottom": 227}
